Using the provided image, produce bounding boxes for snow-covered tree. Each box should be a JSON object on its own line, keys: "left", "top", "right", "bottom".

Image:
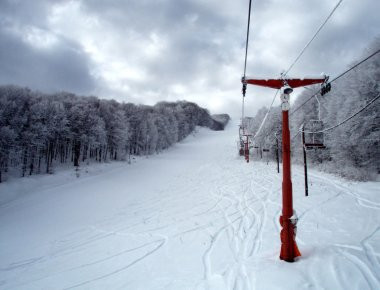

{"left": 0, "top": 86, "right": 230, "bottom": 182}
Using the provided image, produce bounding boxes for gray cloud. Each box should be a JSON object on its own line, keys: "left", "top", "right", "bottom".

{"left": 0, "top": 0, "right": 96, "bottom": 94}
{"left": 0, "top": 0, "right": 379, "bottom": 118}
{"left": 0, "top": 29, "right": 96, "bottom": 94}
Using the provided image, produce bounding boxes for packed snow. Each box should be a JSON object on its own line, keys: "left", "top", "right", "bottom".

{"left": 0, "top": 123, "right": 379, "bottom": 290}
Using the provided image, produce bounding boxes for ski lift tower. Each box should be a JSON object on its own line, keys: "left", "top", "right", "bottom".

{"left": 242, "top": 75, "right": 327, "bottom": 262}
{"left": 242, "top": 133, "right": 252, "bottom": 163}
{"left": 238, "top": 124, "right": 245, "bottom": 156}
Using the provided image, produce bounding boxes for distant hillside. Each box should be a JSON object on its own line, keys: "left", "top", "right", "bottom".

{"left": 211, "top": 114, "right": 231, "bottom": 130}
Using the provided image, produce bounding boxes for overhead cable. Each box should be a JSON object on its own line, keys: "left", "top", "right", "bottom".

{"left": 284, "top": 0, "right": 344, "bottom": 75}
{"left": 253, "top": 89, "right": 280, "bottom": 138}
{"left": 301, "top": 93, "right": 380, "bottom": 134}
{"left": 330, "top": 48, "right": 380, "bottom": 83}
{"left": 243, "top": 0, "right": 253, "bottom": 79}
{"left": 241, "top": 0, "right": 253, "bottom": 123}
{"left": 253, "top": 1, "right": 343, "bottom": 139}
{"left": 290, "top": 48, "right": 380, "bottom": 116}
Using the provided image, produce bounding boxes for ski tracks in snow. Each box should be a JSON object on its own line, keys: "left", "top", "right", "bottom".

{"left": 198, "top": 160, "right": 280, "bottom": 290}
{"left": 2, "top": 125, "right": 380, "bottom": 290}
{"left": 293, "top": 168, "right": 380, "bottom": 290}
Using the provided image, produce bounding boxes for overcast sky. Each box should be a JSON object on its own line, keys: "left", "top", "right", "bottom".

{"left": 0, "top": 0, "right": 379, "bottom": 118}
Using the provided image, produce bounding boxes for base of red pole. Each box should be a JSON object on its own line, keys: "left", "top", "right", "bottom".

{"left": 279, "top": 216, "right": 301, "bottom": 262}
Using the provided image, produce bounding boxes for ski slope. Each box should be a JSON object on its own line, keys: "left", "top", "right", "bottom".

{"left": 0, "top": 123, "right": 379, "bottom": 290}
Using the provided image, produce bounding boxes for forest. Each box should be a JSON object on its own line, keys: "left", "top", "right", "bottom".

{"left": 0, "top": 89, "right": 229, "bottom": 182}
{"left": 244, "top": 39, "right": 379, "bottom": 181}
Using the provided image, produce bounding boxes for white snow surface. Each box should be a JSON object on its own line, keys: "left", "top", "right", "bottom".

{"left": 1, "top": 124, "right": 380, "bottom": 290}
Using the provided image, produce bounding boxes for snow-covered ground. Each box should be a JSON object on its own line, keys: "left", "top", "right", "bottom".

{"left": 0, "top": 123, "right": 379, "bottom": 290}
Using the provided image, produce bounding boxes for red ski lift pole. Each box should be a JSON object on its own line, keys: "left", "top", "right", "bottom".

{"left": 243, "top": 76, "right": 326, "bottom": 262}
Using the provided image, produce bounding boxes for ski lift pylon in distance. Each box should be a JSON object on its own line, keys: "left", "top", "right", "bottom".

{"left": 238, "top": 125, "right": 245, "bottom": 155}
{"left": 242, "top": 133, "right": 252, "bottom": 163}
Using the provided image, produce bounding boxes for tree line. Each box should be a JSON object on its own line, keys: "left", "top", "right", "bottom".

{"left": 244, "top": 38, "right": 379, "bottom": 180}
{"left": 0, "top": 87, "right": 229, "bottom": 182}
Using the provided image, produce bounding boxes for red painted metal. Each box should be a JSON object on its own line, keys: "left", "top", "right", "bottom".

{"left": 242, "top": 77, "right": 326, "bottom": 262}
{"left": 244, "top": 77, "right": 325, "bottom": 89}
{"left": 279, "top": 110, "right": 301, "bottom": 262}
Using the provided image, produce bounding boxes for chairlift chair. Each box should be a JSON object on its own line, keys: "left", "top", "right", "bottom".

{"left": 262, "top": 148, "right": 270, "bottom": 164}
{"left": 303, "top": 91, "right": 327, "bottom": 150}
{"left": 304, "top": 120, "right": 326, "bottom": 149}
